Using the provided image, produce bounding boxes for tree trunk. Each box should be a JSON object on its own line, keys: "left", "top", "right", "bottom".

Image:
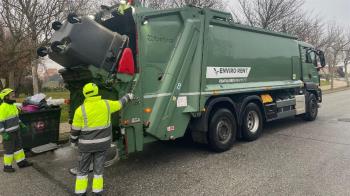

{"left": 331, "top": 53, "right": 338, "bottom": 90}
{"left": 330, "top": 64, "right": 334, "bottom": 90}
{"left": 32, "top": 62, "right": 40, "bottom": 94}
{"left": 0, "top": 79, "right": 4, "bottom": 89}
{"left": 8, "top": 71, "right": 15, "bottom": 89}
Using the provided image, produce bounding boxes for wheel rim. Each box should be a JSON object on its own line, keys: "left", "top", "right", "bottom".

{"left": 246, "top": 111, "right": 259, "bottom": 133}
{"left": 216, "top": 119, "right": 232, "bottom": 143}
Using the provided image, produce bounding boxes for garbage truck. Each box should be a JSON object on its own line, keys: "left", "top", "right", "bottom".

{"left": 37, "top": 4, "right": 326, "bottom": 157}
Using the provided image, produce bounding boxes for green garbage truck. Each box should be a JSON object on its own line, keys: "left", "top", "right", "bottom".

{"left": 38, "top": 4, "right": 326, "bottom": 157}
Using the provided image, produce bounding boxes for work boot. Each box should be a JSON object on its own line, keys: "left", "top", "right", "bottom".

{"left": 17, "top": 160, "right": 33, "bottom": 168}
{"left": 3, "top": 166, "right": 15, "bottom": 173}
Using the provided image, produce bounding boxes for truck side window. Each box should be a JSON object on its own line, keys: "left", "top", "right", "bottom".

{"left": 305, "top": 50, "right": 313, "bottom": 64}
{"left": 303, "top": 48, "right": 316, "bottom": 65}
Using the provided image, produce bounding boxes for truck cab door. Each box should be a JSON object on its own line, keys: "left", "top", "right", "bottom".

{"left": 301, "top": 47, "right": 320, "bottom": 85}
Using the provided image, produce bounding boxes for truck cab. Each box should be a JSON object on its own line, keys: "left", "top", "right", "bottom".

{"left": 299, "top": 42, "right": 325, "bottom": 85}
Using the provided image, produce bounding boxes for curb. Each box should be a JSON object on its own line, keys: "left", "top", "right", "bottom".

{"left": 0, "top": 133, "right": 70, "bottom": 156}
{"left": 322, "top": 87, "right": 350, "bottom": 94}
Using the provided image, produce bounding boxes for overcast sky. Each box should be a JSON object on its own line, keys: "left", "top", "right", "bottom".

{"left": 227, "top": 0, "right": 350, "bottom": 28}
{"left": 303, "top": 0, "right": 350, "bottom": 27}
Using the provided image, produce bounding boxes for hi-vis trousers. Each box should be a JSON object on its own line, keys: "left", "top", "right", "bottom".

{"left": 3, "top": 131, "right": 26, "bottom": 167}
{"left": 75, "top": 151, "right": 107, "bottom": 195}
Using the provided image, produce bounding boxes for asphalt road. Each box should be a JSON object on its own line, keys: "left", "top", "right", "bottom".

{"left": 1, "top": 89, "right": 350, "bottom": 196}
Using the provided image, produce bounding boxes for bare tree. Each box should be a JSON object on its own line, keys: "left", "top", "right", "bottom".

{"left": 234, "top": 0, "right": 304, "bottom": 31}
{"left": 64, "top": 0, "right": 115, "bottom": 16}
{"left": 343, "top": 31, "right": 350, "bottom": 87}
{"left": 145, "top": 0, "right": 223, "bottom": 9}
{"left": 0, "top": 0, "right": 65, "bottom": 93}
{"left": 325, "top": 24, "right": 350, "bottom": 89}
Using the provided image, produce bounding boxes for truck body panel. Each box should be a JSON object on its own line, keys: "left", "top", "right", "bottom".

{"left": 44, "top": 6, "right": 324, "bottom": 157}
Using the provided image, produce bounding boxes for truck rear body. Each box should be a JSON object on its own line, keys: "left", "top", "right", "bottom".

{"left": 46, "top": 6, "right": 324, "bottom": 156}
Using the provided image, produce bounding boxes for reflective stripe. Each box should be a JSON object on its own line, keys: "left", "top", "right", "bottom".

{"left": 143, "top": 93, "right": 172, "bottom": 99}
{"left": 4, "top": 154, "right": 14, "bottom": 166}
{"left": 81, "top": 125, "right": 111, "bottom": 132}
{"left": 14, "top": 149, "right": 25, "bottom": 163}
{"left": 71, "top": 125, "right": 82, "bottom": 131}
{"left": 92, "top": 175, "right": 104, "bottom": 193}
{"left": 79, "top": 136, "right": 111, "bottom": 144}
{"left": 71, "top": 135, "right": 78, "bottom": 140}
{"left": 75, "top": 175, "right": 88, "bottom": 194}
{"left": 5, "top": 125, "right": 19, "bottom": 132}
{"left": 79, "top": 100, "right": 111, "bottom": 131}
{"left": 81, "top": 104, "right": 88, "bottom": 128}
{"left": 104, "top": 100, "right": 110, "bottom": 124}
{"left": 76, "top": 175, "right": 88, "bottom": 179}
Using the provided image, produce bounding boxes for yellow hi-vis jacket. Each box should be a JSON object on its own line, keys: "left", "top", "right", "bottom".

{"left": 0, "top": 103, "right": 20, "bottom": 133}
{"left": 71, "top": 96, "right": 122, "bottom": 152}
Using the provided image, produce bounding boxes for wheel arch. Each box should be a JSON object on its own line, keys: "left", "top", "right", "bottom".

{"left": 190, "top": 96, "right": 238, "bottom": 135}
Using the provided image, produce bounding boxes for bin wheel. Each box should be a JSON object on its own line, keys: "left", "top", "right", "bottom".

{"left": 51, "top": 41, "right": 64, "bottom": 53}
{"left": 52, "top": 21, "right": 63, "bottom": 31}
{"left": 67, "top": 13, "right": 81, "bottom": 24}
{"left": 37, "top": 47, "right": 48, "bottom": 57}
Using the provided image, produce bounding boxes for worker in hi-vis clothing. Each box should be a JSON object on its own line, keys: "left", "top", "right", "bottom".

{"left": 0, "top": 88, "right": 33, "bottom": 173}
{"left": 71, "top": 83, "right": 133, "bottom": 196}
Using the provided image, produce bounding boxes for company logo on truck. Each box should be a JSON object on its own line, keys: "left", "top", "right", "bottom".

{"left": 206, "top": 67, "right": 251, "bottom": 79}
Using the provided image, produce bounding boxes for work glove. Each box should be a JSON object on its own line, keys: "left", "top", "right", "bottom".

{"left": 120, "top": 93, "right": 134, "bottom": 106}
{"left": 19, "top": 122, "right": 28, "bottom": 133}
{"left": 2, "top": 132, "right": 10, "bottom": 141}
{"left": 127, "top": 93, "right": 134, "bottom": 100}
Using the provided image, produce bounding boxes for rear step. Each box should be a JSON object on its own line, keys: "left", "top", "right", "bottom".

{"left": 31, "top": 143, "right": 59, "bottom": 154}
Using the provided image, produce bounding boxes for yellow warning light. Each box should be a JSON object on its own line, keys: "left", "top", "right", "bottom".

{"left": 123, "top": 120, "right": 129, "bottom": 125}
{"left": 144, "top": 108, "right": 152, "bottom": 113}
{"left": 261, "top": 94, "right": 273, "bottom": 104}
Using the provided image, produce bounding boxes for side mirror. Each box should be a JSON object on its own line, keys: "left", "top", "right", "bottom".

{"left": 317, "top": 50, "right": 326, "bottom": 68}
{"left": 37, "top": 47, "right": 49, "bottom": 57}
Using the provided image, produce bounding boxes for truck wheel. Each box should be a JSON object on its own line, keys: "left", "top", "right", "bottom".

{"left": 241, "top": 103, "right": 263, "bottom": 141}
{"left": 303, "top": 93, "right": 318, "bottom": 121}
{"left": 208, "top": 109, "right": 236, "bottom": 152}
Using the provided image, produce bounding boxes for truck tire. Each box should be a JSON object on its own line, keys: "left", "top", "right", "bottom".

{"left": 303, "top": 93, "right": 318, "bottom": 121}
{"left": 241, "top": 103, "right": 263, "bottom": 141}
{"left": 208, "top": 108, "right": 236, "bottom": 152}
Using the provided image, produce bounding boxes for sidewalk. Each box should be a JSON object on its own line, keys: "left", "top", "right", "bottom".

{"left": 320, "top": 79, "right": 349, "bottom": 91}
{"left": 0, "top": 160, "right": 70, "bottom": 195}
